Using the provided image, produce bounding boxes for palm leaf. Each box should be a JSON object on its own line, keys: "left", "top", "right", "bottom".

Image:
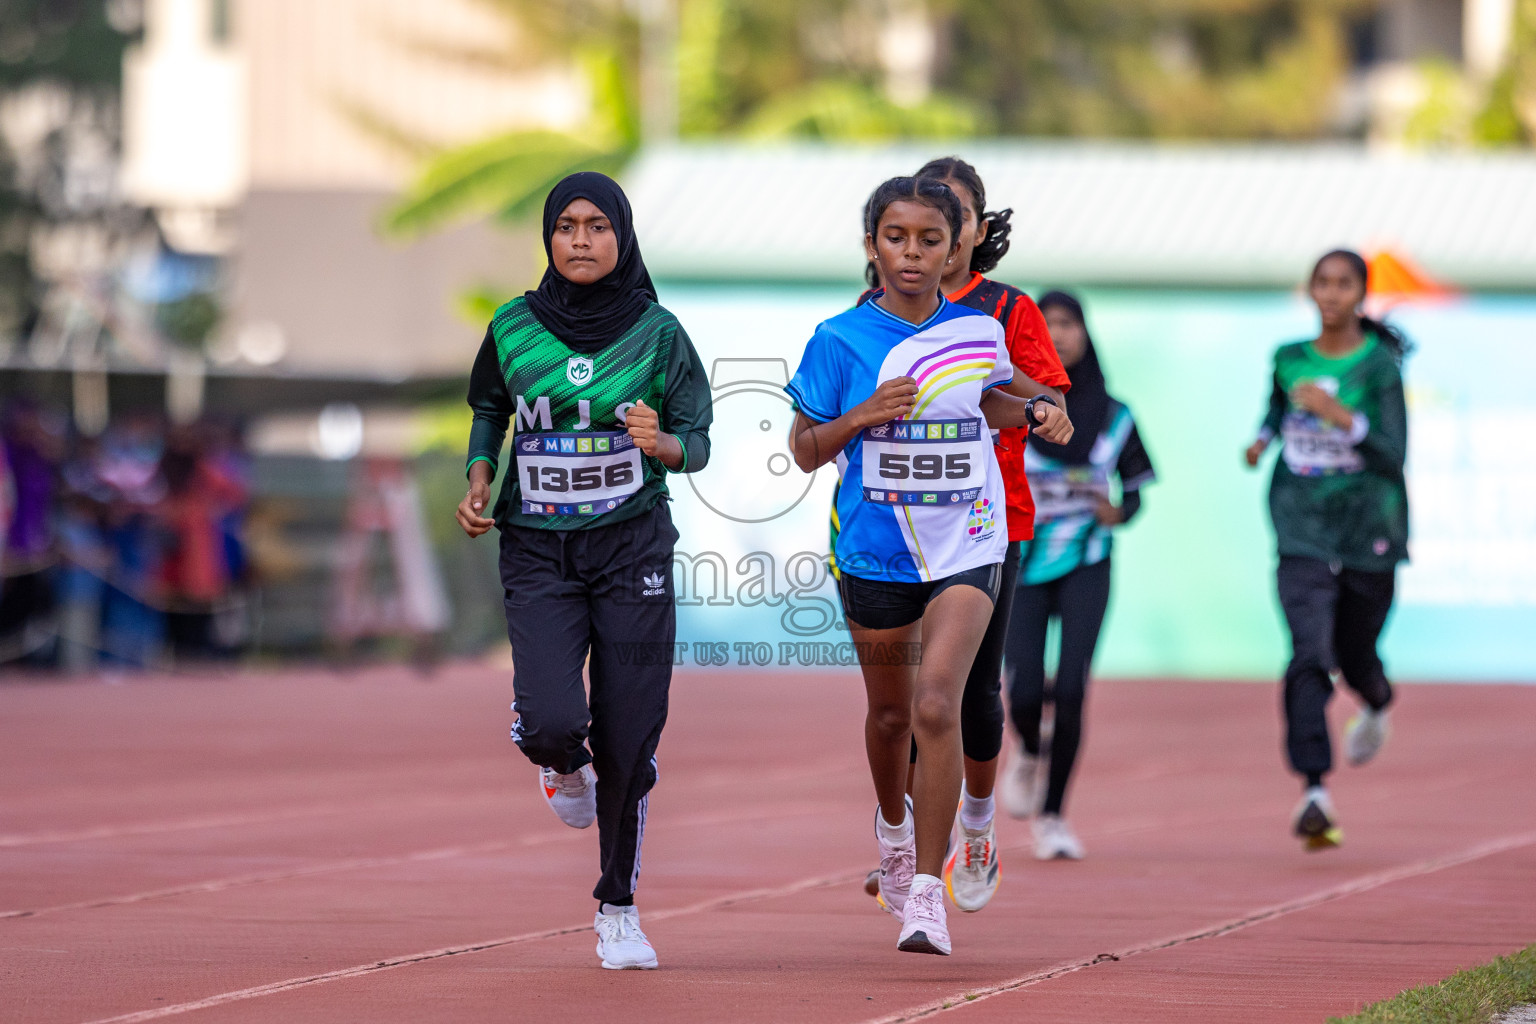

{"left": 382, "top": 130, "right": 612, "bottom": 237}
{"left": 490, "top": 146, "right": 636, "bottom": 222}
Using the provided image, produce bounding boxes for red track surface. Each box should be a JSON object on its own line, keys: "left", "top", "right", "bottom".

{"left": 3, "top": 665, "right": 1534, "bottom": 1023}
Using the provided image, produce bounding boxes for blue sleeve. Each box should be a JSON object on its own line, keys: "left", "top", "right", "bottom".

{"left": 785, "top": 324, "right": 844, "bottom": 424}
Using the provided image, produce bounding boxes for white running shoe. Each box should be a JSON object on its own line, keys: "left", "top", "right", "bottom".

{"left": 875, "top": 797, "right": 916, "bottom": 917}
{"left": 594, "top": 904, "right": 658, "bottom": 970}
{"left": 540, "top": 764, "right": 597, "bottom": 828}
{"left": 1001, "top": 749, "right": 1043, "bottom": 820}
{"left": 1032, "top": 814, "right": 1085, "bottom": 861}
{"left": 944, "top": 814, "right": 1000, "bottom": 912}
{"left": 1292, "top": 786, "right": 1343, "bottom": 851}
{"left": 898, "top": 874, "right": 951, "bottom": 955}
{"left": 1345, "top": 708, "right": 1390, "bottom": 766}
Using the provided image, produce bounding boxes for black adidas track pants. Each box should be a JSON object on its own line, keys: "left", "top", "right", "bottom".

{"left": 1276, "top": 555, "right": 1396, "bottom": 783}
{"left": 499, "top": 502, "right": 678, "bottom": 905}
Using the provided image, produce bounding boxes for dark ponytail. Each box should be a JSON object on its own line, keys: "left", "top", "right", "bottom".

{"left": 915, "top": 156, "right": 1012, "bottom": 275}
{"left": 1311, "top": 249, "right": 1413, "bottom": 363}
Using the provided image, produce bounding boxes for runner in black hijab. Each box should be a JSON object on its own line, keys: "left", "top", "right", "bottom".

{"left": 1028, "top": 291, "right": 1107, "bottom": 465}
{"left": 457, "top": 170, "right": 713, "bottom": 971}
{"left": 524, "top": 171, "right": 658, "bottom": 354}
{"left": 1003, "top": 289, "right": 1156, "bottom": 861}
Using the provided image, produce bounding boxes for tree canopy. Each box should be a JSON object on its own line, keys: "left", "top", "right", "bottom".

{"left": 378, "top": 0, "right": 1531, "bottom": 238}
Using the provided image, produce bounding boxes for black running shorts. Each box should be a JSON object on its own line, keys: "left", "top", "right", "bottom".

{"left": 837, "top": 562, "right": 1003, "bottom": 631}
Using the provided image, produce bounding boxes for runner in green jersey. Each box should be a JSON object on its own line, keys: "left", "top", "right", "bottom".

{"left": 1245, "top": 249, "right": 1410, "bottom": 853}
{"left": 456, "top": 172, "right": 712, "bottom": 970}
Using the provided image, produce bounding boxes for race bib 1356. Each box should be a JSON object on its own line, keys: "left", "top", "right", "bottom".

{"left": 517, "top": 430, "right": 643, "bottom": 515}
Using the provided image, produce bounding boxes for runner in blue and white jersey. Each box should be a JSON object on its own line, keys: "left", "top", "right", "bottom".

{"left": 792, "top": 297, "right": 1014, "bottom": 584}
{"left": 786, "top": 176, "right": 1074, "bottom": 958}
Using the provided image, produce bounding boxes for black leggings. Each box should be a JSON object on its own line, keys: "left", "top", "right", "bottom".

{"left": 1004, "top": 558, "right": 1112, "bottom": 816}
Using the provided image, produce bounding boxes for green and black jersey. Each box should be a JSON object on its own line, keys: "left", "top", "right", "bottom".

{"left": 466, "top": 297, "right": 712, "bottom": 531}
{"left": 1257, "top": 333, "right": 1408, "bottom": 572}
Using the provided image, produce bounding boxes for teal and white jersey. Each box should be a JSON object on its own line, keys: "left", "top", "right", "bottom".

{"left": 1017, "top": 400, "right": 1154, "bottom": 585}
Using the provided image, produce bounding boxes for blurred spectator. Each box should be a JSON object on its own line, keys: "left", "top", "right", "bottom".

{"left": 0, "top": 401, "right": 63, "bottom": 666}
{"left": 96, "top": 414, "right": 168, "bottom": 669}
{"left": 152, "top": 425, "right": 247, "bottom": 662}
{"left": 0, "top": 404, "right": 258, "bottom": 675}
{"left": 57, "top": 435, "right": 115, "bottom": 672}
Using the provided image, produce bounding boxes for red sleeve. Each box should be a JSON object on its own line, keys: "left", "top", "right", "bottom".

{"left": 1005, "top": 296, "right": 1071, "bottom": 393}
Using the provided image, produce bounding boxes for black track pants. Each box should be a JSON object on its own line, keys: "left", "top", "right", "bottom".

{"left": 500, "top": 502, "right": 678, "bottom": 905}
{"left": 1005, "top": 557, "right": 1112, "bottom": 816}
{"left": 1276, "top": 555, "right": 1395, "bottom": 782}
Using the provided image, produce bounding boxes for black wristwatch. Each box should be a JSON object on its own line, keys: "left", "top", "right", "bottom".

{"left": 1023, "top": 394, "right": 1057, "bottom": 426}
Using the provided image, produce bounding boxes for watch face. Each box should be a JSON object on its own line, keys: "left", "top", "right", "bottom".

{"left": 687, "top": 386, "right": 814, "bottom": 523}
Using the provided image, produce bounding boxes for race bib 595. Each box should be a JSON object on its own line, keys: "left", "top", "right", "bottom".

{"left": 861, "top": 418, "right": 987, "bottom": 507}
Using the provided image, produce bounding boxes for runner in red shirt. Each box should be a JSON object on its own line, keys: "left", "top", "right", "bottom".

{"left": 853, "top": 157, "right": 1072, "bottom": 913}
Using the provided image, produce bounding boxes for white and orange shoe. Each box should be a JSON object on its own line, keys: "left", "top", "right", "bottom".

{"left": 541, "top": 764, "right": 596, "bottom": 828}
{"left": 944, "top": 813, "right": 1000, "bottom": 912}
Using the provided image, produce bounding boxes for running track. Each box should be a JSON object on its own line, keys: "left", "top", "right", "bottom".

{"left": 3, "top": 665, "right": 1534, "bottom": 1023}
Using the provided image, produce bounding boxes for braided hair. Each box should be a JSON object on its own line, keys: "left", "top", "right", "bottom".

{"left": 916, "top": 156, "right": 1012, "bottom": 275}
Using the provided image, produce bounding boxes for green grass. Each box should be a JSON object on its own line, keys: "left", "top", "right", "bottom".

{"left": 1330, "top": 945, "right": 1536, "bottom": 1024}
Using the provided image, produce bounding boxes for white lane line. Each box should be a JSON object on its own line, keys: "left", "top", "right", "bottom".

{"left": 861, "top": 828, "right": 1536, "bottom": 1023}
{"left": 0, "top": 807, "right": 355, "bottom": 850}
{"left": 55, "top": 804, "right": 1280, "bottom": 1022}
{"left": 0, "top": 841, "right": 514, "bottom": 921}
{"left": 0, "top": 755, "right": 862, "bottom": 851}
{"left": 2, "top": 803, "right": 840, "bottom": 922}
{"left": 0, "top": 791, "right": 504, "bottom": 850}
{"left": 74, "top": 866, "right": 867, "bottom": 1024}
{"left": 56, "top": 800, "right": 1371, "bottom": 1021}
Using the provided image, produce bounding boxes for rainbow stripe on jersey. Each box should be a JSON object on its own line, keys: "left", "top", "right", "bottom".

{"left": 787, "top": 296, "right": 1012, "bottom": 583}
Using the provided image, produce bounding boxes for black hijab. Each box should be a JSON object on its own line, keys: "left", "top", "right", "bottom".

{"left": 524, "top": 172, "right": 657, "bottom": 354}
{"left": 1029, "top": 290, "right": 1110, "bottom": 466}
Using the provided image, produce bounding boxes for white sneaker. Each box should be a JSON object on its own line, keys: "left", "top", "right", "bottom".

{"left": 1032, "top": 814, "right": 1085, "bottom": 860}
{"left": 594, "top": 904, "right": 658, "bottom": 970}
{"left": 1001, "top": 749, "right": 1043, "bottom": 819}
{"left": 1345, "top": 708, "right": 1390, "bottom": 766}
{"left": 875, "top": 797, "right": 915, "bottom": 917}
{"left": 897, "top": 874, "right": 951, "bottom": 955}
{"left": 540, "top": 764, "right": 597, "bottom": 828}
{"left": 944, "top": 814, "right": 1000, "bottom": 912}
